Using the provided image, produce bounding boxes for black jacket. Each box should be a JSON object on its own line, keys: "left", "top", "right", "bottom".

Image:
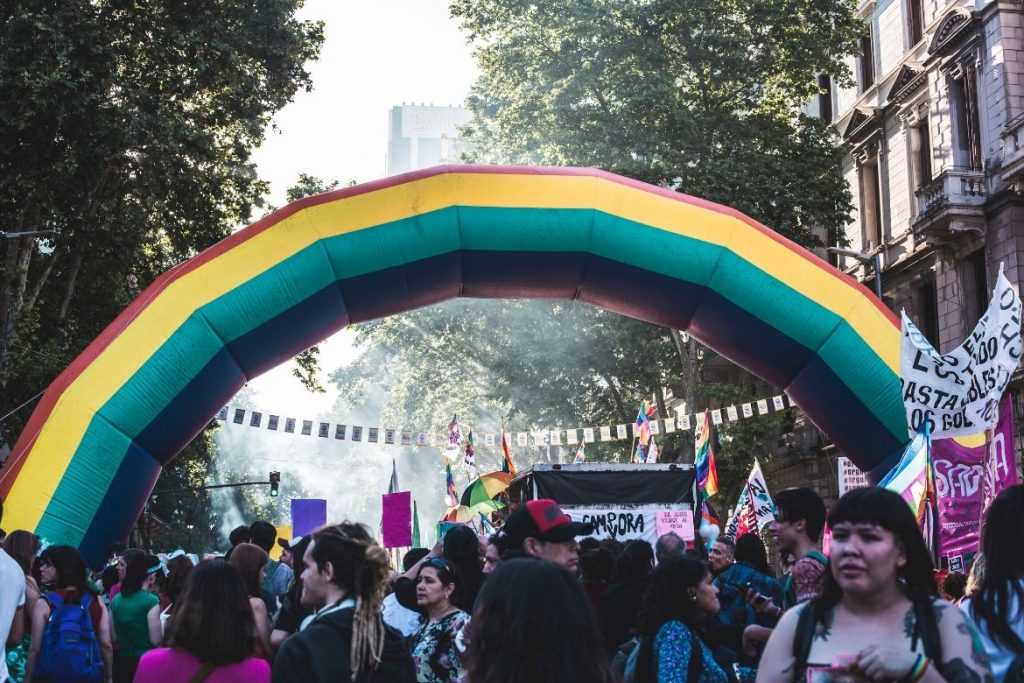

{"left": 272, "top": 606, "right": 415, "bottom": 683}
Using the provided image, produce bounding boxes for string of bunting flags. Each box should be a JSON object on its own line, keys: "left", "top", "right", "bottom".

{"left": 213, "top": 392, "right": 795, "bottom": 449}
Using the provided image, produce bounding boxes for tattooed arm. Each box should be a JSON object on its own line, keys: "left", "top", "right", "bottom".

{"left": 930, "top": 599, "right": 995, "bottom": 683}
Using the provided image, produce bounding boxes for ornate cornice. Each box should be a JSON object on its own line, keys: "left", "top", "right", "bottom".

{"left": 928, "top": 7, "right": 980, "bottom": 57}
{"left": 886, "top": 64, "right": 928, "bottom": 105}
{"left": 842, "top": 107, "right": 881, "bottom": 144}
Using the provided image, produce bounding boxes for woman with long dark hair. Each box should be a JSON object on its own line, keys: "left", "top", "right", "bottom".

{"left": 411, "top": 557, "right": 467, "bottom": 683}
{"left": 631, "top": 554, "right": 727, "bottom": 682}
{"left": 146, "top": 554, "right": 194, "bottom": 645}
{"left": 3, "top": 531, "right": 40, "bottom": 682}
{"left": 24, "top": 545, "right": 114, "bottom": 683}
{"left": 757, "top": 487, "right": 993, "bottom": 683}
{"left": 110, "top": 553, "right": 161, "bottom": 682}
{"left": 228, "top": 543, "right": 274, "bottom": 660}
{"left": 396, "top": 525, "right": 485, "bottom": 615}
{"left": 133, "top": 560, "right": 270, "bottom": 682}
{"left": 961, "top": 484, "right": 1024, "bottom": 680}
{"left": 599, "top": 539, "right": 654, "bottom": 655}
{"left": 464, "top": 558, "right": 617, "bottom": 683}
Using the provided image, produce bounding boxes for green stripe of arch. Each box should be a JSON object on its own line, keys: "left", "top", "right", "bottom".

{"left": 40, "top": 206, "right": 902, "bottom": 534}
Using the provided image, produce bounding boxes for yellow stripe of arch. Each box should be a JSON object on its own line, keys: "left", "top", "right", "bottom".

{"left": 5, "top": 171, "right": 898, "bottom": 530}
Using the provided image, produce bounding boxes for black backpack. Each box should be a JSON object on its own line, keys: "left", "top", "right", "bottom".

{"left": 793, "top": 594, "right": 943, "bottom": 675}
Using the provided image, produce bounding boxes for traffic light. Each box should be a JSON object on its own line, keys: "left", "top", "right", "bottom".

{"left": 269, "top": 471, "right": 280, "bottom": 497}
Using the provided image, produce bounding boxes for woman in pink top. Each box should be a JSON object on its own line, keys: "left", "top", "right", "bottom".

{"left": 133, "top": 561, "right": 270, "bottom": 683}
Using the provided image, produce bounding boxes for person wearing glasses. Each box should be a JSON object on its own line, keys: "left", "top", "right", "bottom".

{"left": 411, "top": 557, "right": 467, "bottom": 683}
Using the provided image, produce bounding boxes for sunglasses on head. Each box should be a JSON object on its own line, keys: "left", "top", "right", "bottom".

{"left": 423, "top": 557, "right": 452, "bottom": 573}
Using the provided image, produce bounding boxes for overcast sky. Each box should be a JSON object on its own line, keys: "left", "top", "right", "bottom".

{"left": 243, "top": 0, "right": 479, "bottom": 414}
{"left": 251, "top": 0, "right": 479, "bottom": 207}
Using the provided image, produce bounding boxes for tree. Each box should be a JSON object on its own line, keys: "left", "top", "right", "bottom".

{"left": 0, "top": 1, "right": 324, "bottom": 445}
{"left": 450, "top": 0, "right": 859, "bottom": 248}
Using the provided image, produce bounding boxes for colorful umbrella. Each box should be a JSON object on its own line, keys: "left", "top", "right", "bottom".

{"left": 459, "top": 471, "right": 512, "bottom": 508}
{"left": 443, "top": 499, "right": 506, "bottom": 522}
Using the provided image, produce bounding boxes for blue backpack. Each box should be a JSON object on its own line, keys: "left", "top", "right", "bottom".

{"left": 35, "top": 592, "right": 103, "bottom": 683}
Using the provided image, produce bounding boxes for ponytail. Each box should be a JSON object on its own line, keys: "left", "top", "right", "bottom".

{"left": 351, "top": 542, "right": 391, "bottom": 676}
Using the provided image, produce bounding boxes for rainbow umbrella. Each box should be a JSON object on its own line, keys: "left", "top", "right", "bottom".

{"left": 443, "top": 499, "right": 506, "bottom": 523}
{"left": 459, "top": 471, "right": 512, "bottom": 508}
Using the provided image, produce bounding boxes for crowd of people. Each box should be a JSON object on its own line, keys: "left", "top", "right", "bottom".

{"left": 0, "top": 484, "right": 1021, "bottom": 682}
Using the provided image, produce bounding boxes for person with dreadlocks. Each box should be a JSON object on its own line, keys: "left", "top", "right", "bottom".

{"left": 271, "top": 522, "right": 414, "bottom": 683}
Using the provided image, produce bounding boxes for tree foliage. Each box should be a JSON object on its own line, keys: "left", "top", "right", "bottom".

{"left": 0, "top": 1, "right": 324, "bottom": 447}
{"left": 450, "top": 0, "right": 859, "bottom": 247}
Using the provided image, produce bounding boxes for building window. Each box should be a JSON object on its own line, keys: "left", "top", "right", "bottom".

{"left": 818, "top": 74, "right": 833, "bottom": 124}
{"left": 858, "top": 152, "right": 883, "bottom": 249}
{"left": 859, "top": 30, "right": 875, "bottom": 92}
{"left": 961, "top": 249, "right": 989, "bottom": 322}
{"left": 949, "top": 65, "right": 983, "bottom": 170}
{"left": 917, "top": 279, "right": 940, "bottom": 347}
{"left": 907, "top": 0, "right": 924, "bottom": 46}
{"left": 909, "top": 115, "right": 933, "bottom": 193}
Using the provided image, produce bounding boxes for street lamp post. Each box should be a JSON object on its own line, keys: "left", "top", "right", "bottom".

{"left": 828, "top": 247, "right": 883, "bottom": 301}
{"left": 1, "top": 230, "right": 56, "bottom": 240}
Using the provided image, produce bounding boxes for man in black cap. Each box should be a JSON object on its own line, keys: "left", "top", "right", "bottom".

{"left": 497, "top": 499, "right": 594, "bottom": 572}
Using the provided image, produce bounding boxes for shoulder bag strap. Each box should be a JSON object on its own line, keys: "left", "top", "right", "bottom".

{"left": 792, "top": 603, "right": 817, "bottom": 670}
{"left": 186, "top": 663, "right": 217, "bottom": 683}
{"left": 913, "top": 595, "right": 943, "bottom": 665}
{"left": 687, "top": 627, "right": 704, "bottom": 683}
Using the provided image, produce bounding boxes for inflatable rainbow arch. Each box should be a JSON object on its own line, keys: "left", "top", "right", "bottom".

{"left": 0, "top": 166, "right": 906, "bottom": 562}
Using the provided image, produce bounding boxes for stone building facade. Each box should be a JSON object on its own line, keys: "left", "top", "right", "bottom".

{"left": 818, "top": 0, "right": 1023, "bottom": 354}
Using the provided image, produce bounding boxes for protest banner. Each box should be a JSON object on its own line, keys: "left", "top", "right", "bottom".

{"left": 933, "top": 396, "right": 1019, "bottom": 567}
{"left": 900, "top": 266, "right": 1022, "bottom": 438}
{"left": 564, "top": 504, "right": 695, "bottom": 545}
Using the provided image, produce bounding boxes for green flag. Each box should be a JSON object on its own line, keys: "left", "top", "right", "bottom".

{"left": 412, "top": 499, "right": 421, "bottom": 548}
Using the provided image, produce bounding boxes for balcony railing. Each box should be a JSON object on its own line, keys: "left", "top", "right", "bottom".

{"left": 1001, "top": 113, "right": 1024, "bottom": 194}
{"left": 914, "top": 168, "right": 986, "bottom": 216}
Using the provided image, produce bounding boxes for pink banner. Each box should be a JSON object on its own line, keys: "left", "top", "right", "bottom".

{"left": 381, "top": 491, "right": 412, "bottom": 549}
{"left": 933, "top": 396, "right": 1018, "bottom": 569}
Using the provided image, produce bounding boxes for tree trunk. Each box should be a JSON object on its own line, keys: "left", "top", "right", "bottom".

{"left": 0, "top": 237, "right": 34, "bottom": 387}
{"left": 598, "top": 369, "right": 628, "bottom": 422}
{"left": 669, "top": 329, "right": 700, "bottom": 464}
{"left": 58, "top": 253, "right": 82, "bottom": 322}
{"left": 23, "top": 249, "right": 60, "bottom": 312}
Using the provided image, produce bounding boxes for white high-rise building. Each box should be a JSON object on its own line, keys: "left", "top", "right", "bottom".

{"left": 386, "top": 104, "right": 473, "bottom": 176}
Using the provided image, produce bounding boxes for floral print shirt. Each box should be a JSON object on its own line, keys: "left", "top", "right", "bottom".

{"left": 411, "top": 610, "right": 467, "bottom": 683}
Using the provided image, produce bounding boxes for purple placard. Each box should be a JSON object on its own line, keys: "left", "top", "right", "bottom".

{"left": 381, "top": 492, "right": 412, "bottom": 548}
{"left": 934, "top": 396, "right": 1018, "bottom": 563}
{"left": 291, "top": 499, "right": 327, "bottom": 538}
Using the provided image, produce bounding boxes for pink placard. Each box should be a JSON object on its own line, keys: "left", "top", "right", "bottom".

{"left": 655, "top": 509, "right": 694, "bottom": 541}
{"left": 381, "top": 491, "right": 412, "bottom": 548}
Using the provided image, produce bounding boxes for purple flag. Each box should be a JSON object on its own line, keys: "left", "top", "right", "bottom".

{"left": 291, "top": 499, "right": 327, "bottom": 537}
{"left": 382, "top": 491, "right": 412, "bottom": 548}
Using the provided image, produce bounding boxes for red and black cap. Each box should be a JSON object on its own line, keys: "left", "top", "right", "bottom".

{"left": 502, "top": 499, "right": 594, "bottom": 547}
